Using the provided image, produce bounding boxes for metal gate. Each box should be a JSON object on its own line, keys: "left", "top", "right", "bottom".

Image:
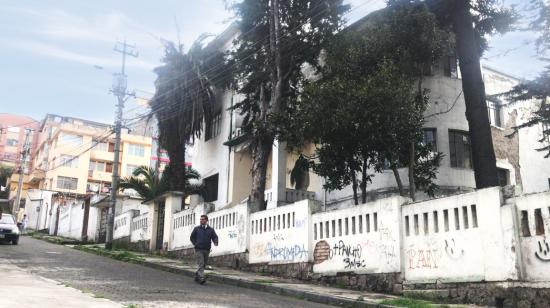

{"left": 156, "top": 202, "right": 165, "bottom": 250}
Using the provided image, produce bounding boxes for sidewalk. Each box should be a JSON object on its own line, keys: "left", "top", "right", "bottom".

{"left": 72, "top": 244, "right": 479, "bottom": 308}
{"left": 0, "top": 259, "right": 122, "bottom": 308}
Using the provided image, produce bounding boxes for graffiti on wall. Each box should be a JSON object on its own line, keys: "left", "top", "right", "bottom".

{"left": 378, "top": 225, "right": 398, "bottom": 264}
{"left": 313, "top": 240, "right": 366, "bottom": 269}
{"left": 535, "top": 239, "right": 550, "bottom": 262}
{"left": 406, "top": 249, "right": 440, "bottom": 269}
{"left": 444, "top": 238, "right": 464, "bottom": 260}
{"left": 265, "top": 243, "right": 308, "bottom": 261}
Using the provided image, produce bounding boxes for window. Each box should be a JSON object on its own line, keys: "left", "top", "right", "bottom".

{"left": 449, "top": 130, "right": 472, "bottom": 169}
{"left": 89, "top": 160, "right": 106, "bottom": 172}
{"left": 443, "top": 54, "right": 458, "bottom": 78}
{"left": 205, "top": 112, "right": 222, "bottom": 141}
{"left": 105, "top": 162, "right": 113, "bottom": 173}
{"left": 126, "top": 164, "right": 138, "bottom": 176}
{"left": 93, "top": 139, "right": 109, "bottom": 151}
{"left": 487, "top": 100, "right": 502, "bottom": 127}
{"left": 203, "top": 173, "right": 219, "bottom": 202}
{"left": 59, "top": 155, "right": 78, "bottom": 168}
{"left": 422, "top": 128, "right": 437, "bottom": 151}
{"left": 497, "top": 168, "right": 509, "bottom": 187}
{"left": 128, "top": 144, "right": 145, "bottom": 157}
{"left": 57, "top": 176, "right": 78, "bottom": 190}
{"left": 60, "top": 133, "right": 83, "bottom": 145}
{"left": 6, "top": 138, "right": 18, "bottom": 146}
{"left": 7, "top": 126, "right": 20, "bottom": 133}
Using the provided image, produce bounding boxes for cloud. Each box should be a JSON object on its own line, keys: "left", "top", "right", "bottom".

{"left": 7, "top": 39, "right": 157, "bottom": 70}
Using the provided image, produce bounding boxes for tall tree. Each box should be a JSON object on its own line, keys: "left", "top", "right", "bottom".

{"left": 229, "top": 0, "right": 348, "bottom": 210}
{"left": 295, "top": 3, "right": 446, "bottom": 203}
{"left": 151, "top": 37, "right": 228, "bottom": 192}
{"left": 502, "top": 0, "right": 550, "bottom": 157}
{"left": 119, "top": 165, "right": 204, "bottom": 202}
{"left": 403, "top": 0, "right": 517, "bottom": 188}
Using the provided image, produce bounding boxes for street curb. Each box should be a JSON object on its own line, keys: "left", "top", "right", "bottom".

{"left": 28, "top": 234, "right": 83, "bottom": 245}
{"left": 73, "top": 245, "right": 394, "bottom": 308}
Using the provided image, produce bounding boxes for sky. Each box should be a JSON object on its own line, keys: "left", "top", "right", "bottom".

{"left": 0, "top": 0, "right": 544, "bottom": 124}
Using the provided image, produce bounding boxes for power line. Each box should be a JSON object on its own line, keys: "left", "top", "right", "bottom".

{"left": 122, "top": 0, "right": 378, "bottom": 127}
{"left": 106, "top": 40, "right": 139, "bottom": 250}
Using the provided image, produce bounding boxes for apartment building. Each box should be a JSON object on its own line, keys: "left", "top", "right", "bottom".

{"left": 0, "top": 113, "right": 39, "bottom": 170}
{"left": 20, "top": 114, "right": 152, "bottom": 198}
{"left": 188, "top": 17, "right": 550, "bottom": 212}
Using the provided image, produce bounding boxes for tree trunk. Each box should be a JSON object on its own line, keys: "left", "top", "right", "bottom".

{"left": 166, "top": 142, "right": 186, "bottom": 192}
{"left": 351, "top": 167, "right": 359, "bottom": 206}
{"left": 452, "top": 0, "right": 498, "bottom": 188}
{"left": 391, "top": 165, "right": 406, "bottom": 197}
{"left": 248, "top": 0, "right": 284, "bottom": 212}
{"left": 408, "top": 142, "right": 416, "bottom": 201}
{"left": 250, "top": 136, "right": 273, "bottom": 211}
{"left": 360, "top": 158, "right": 368, "bottom": 204}
{"left": 81, "top": 196, "right": 90, "bottom": 242}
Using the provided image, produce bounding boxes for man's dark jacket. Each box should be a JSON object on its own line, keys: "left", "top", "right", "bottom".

{"left": 190, "top": 225, "right": 218, "bottom": 250}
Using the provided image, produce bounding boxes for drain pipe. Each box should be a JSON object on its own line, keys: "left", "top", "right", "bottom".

{"left": 226, "top": 92, "right": 234, "bottom": 205}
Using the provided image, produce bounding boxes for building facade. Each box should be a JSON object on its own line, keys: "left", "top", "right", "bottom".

{"left": 0, "top": 113, "right": 39, "bottom": 170}
{"left": 27, "top": 114, "right": 153, "bottom": 196}
{"left": 189, "top": 22, "right": 550, "bottom": 212}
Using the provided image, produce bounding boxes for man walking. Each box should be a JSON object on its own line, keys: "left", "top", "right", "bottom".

{"left": 190, "top": 215, "right": 218, "bottom": 284}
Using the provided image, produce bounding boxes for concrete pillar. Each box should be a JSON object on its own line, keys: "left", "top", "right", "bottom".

{"left": 270, "top": 140, "right": 287, "bottom": 209}
{"left": 162, "top": 192, "right": 183, "bottom": 250}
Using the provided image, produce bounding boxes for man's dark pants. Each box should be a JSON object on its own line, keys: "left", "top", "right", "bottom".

{"left": 195, "top": 248, "right": 210, "bottom": 282}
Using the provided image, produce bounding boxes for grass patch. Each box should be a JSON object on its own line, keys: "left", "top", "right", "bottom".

{"left": 126, "top": 304, "right": 140, "bottom": 308}
{"left": 380, "top": 298, "right": 453, "bottom": 308}
{"left": 254, "top": 279, "right": 276, "bottom": 284}
{"left": 76, "top": 245, "right": 145, "bottom": 263}
{"left": 93, "top": 293, "right": 105, "bottom": 299}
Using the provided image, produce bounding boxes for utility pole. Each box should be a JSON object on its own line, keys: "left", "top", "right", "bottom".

{"left": 105, "top": 40, "right": 138, "bottom": 250}
{"left": 13, "top": 128, "right": 32, "bottom": 215}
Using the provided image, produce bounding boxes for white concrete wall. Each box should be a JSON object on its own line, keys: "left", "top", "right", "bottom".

{"left": 248, "top": 199, "right": 316, "bottom": 264}
{"left": 402, "top": 187, "right": 517, "bottom": 283}
{"left": 113, "top": 211, "right": 133, "bottom": 240}
{"left": 515, "top": 191, "right": 550, "bottom": 281}
{"left": 130, "top": 212, "right": 150, "bottom": 242}
{"left": 209, "top": 203, "right": 249, "bottom": 257}
{"left": 169, "top": 205, "right": 207, "bottom": 250}
{"left": 311, "top": 196, "right": 405, "bottom": 274}
{"left": 517, "top": 112, "right": 550, "bottom": 193}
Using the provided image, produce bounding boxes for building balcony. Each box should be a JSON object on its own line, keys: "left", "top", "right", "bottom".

{"left": 264, "top": 188, "right": 316, "bottom": 208}
{"left": 29, "top": 169, "right": 45, "bottom": 184}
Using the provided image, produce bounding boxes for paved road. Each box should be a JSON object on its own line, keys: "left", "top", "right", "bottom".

{"left": 0, "top": 237, "right": 333, "bottom": 308}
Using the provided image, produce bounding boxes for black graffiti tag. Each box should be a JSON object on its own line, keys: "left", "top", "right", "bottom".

{"left": 535, "top": 239, "right": 550, "bottom": 262}
{"left": 444, "top": 238, "right": 464, "bottom": 260}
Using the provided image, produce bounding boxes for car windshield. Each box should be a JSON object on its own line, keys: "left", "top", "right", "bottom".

{"left": 0, "top": 214, "right": 15, "bottom": 225}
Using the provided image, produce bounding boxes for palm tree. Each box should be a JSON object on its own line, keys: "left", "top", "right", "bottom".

{"left": 119, "top": 165, "right": 204, "bottom": 202}
{"left": 150, "top": 36, "right": 229, "bottom": 192}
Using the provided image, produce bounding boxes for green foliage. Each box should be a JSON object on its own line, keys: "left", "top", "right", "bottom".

{"left": 0, "top": 165, "right": 13, "bottom": 198}
{"left": 290, "top": 154, "right": 310, "bottom": 190}
{"left": 151, "top": 37, "right": 228, "bottom": 191}
{"left": 500, "top": 1, "right": 550, "bottom": 158}
{"left": 296, "top": 3, "right": 445, "bottom": 202}
{"left": 227, "top": 0, "right": 349, "bottom": 208}
{"left": 229, "top": 0, "right": 349, "bottom": 132}
{"left": 418, "top": 0, "right": 517, "bottom": 55}
{"left": 119, "top": 165, "right": 204, "bottom": 202}
{"left": 380, "top": 297, "right": 453, "bottom": 308}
